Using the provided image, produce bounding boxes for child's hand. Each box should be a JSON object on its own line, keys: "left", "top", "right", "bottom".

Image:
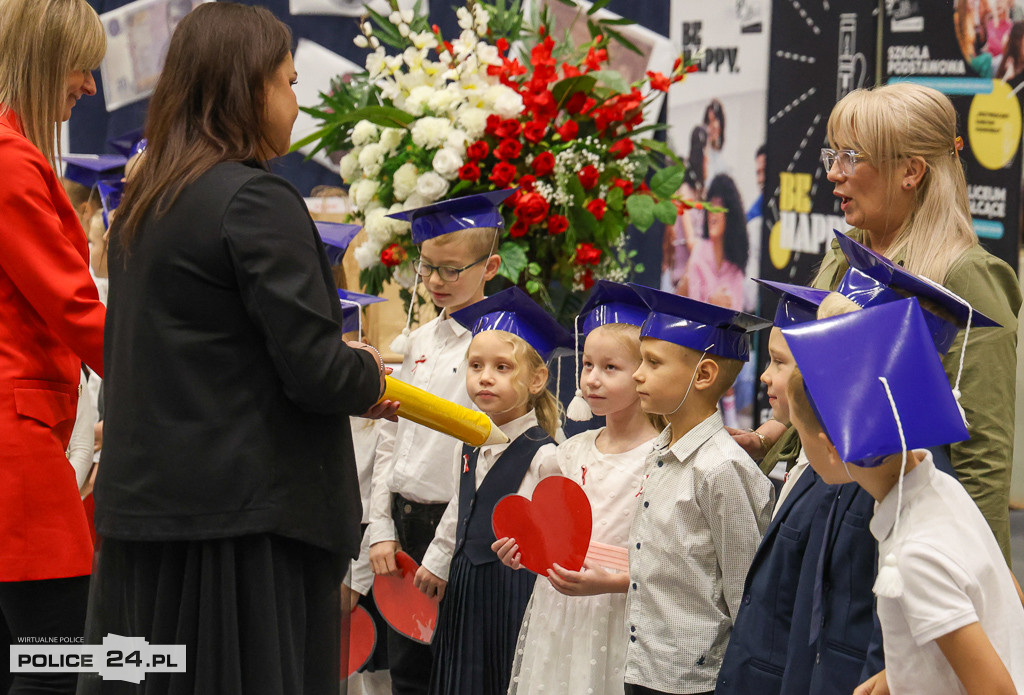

{"left": 369, "top": 540, "right": 402, "bottom": 576}
{"left": 490, "top": 537, "right": 523, "bottom": 569}
{"left": 546, "top": 561, "right": 628, "bottom": 597}
{"left": 413, "top": 566, "right": 447, "bottom": 601}
{"left": 853, "top": 670, "right": 889, "bottom": 695}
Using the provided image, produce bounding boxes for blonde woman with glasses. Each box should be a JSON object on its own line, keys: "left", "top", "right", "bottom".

{"left": 0, "top": 1, "right": 106, "bottom": 692}
{"left": 742, "top": 82, "right": 1022, "bottom": 563}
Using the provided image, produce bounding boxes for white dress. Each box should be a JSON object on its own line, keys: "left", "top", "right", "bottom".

{"left": 508, "top": 428, "right": 654, "bottom": 695}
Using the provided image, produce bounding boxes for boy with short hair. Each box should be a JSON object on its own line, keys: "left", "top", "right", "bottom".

{"left": 626, "top": 285, "right": 774, "bottom": 695}
{"left": 784, "top": 298, "right": 1024, "bottom": 695}
{"left": 365, "top": 190, "right": 509, "bottom": 695}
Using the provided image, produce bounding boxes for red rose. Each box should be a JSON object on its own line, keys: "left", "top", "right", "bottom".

{"left": 466, "top": 140, "right": 489, "bottom": 161}
{"left": 509, "top": 220, "right": 530, "bottom": 238}
{"left": 612, "top": 178, "right": 634, "bottom": 196}
{"left": 577, "top": 164, "right": 600, "bottom": 190}
{"left": 458, "top": 162, "right": 481, "bottom": 182}
{"left": 574, "top": 242, "right": 601, "bottom": 266}
{"left": 565, "top": 92, "right": 588, "bottom": 115}
{"left": 557, "top": 120, "right": 578, "bottom": 142}
{"left": 488, "top": 161, "right": 518, "bottom": 188}
{"left": 531, "top": 151, "right": 555, "bottom": 177}
{"left": 523, "top": 121, "right": 547, "bottom": 144}
{"left": 380, "top": 243, "right": 406, "bottom": 267}
{"left": 514, "top": 192, "right": 550, "bottom": 226}
{"left": 586, "top": 198, "right": 607, "bottom": 221}
{"left": 485, "top": 114, "right": 502, "bottom": 136}
{"left": 547, "top": 214, "right": 569, "bottom": 235}
{"left": 609, "top": 138, "right": 634, "bottom": 159}
{"left": 495, "top": 119, "right": 522, "bottom": 139}
{"left": 494, "top": 138, "right": 523, "bottom": 161}
{"left": 518, "top": 174, "right": 537, "bottom": 192}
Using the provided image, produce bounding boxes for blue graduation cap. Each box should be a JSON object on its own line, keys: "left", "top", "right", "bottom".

{"left": 628, "top": 283, "right": 772, "bottom": 362}
{"left": 107, "top": 128, "right": 146, "bottom": 157}
{"left": 387, "top": 189, "right": 515, "bottom": 245}
{"left": 833, "top": 231, "right": 999, "bottom": 353}
{"left": 63, "top": 154, "right": 127, "bottom": 189}
{"left": 782, "top": 298, "right": 969, "bottom": 467}
{"left": 450, "top": 286, "right": 574, "bottom": 362}
{"left": 316, "top": 221, "right": 361, "bottom": 265}
{"left": 754, "top": 279, "right": 828, "bottom": 327}
{"left": 578, "top": 280, "right": 648, "bottom": 335}
{"left": 338, "top": 288, "right": 385, "bottom": 338}
{"left": 97, "top": 178, "right": 124, "bottom": 229}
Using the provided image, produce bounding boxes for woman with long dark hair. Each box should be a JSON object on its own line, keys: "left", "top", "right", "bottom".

{"left": 81, "top": 4, "right": 391, "bottom": 693}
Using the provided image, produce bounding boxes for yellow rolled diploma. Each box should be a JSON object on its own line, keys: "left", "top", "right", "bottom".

{"left": 378, "top": 375, "right": 509, "bottom": 447}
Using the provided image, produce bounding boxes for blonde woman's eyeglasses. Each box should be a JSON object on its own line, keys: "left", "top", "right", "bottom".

{"left": 820, "top": 148, "right": 868, "bottom": 176}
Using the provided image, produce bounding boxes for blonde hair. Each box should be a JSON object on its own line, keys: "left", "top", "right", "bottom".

{"left": 429, "top": 226, "right": 500, "bottom": 258}
{"left": 589, "top": 323, "right": 667, "bottom": 430}
{"left": 817, "top": 292, "right": 863, "bottom": 319}
{"left": 0, "top": 0, "right": 106, "bottom": 167}
{"left": 491, "top": 331, "right": 562, "bottom": 439}
{"left": 822, "top": 82, "right": 976, "bottom": 283}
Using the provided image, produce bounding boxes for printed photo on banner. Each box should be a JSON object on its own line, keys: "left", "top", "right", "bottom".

{"left": 98, "top": 0, "right": 210, "bottom": 111}
{"left": 661, "top": 0, "right": 770, "bottom": 429}
{"left": 289, "top": 0, "right": 422, "bottom": 17}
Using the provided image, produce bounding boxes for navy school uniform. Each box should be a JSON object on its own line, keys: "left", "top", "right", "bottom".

{"left": 428, "top": 427, "right": 552, "bottom": 695}
{"left": 715, "top": 468, "right": 834, "bottom": 694}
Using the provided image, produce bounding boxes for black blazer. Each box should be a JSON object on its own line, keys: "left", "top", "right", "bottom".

{"left": 96, "top": 161, "right": 382, "bottom": 557}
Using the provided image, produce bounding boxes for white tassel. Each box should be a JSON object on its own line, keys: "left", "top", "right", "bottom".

{"left": 391, "top": 272, "right": 419, "bottom": 355}
{"left": 872, "top": 552, "right": 905, "bottom": 599}
{"left": 919, "top": 277, "right": 973, "bottom": 428}
{"left": 566, "top": 389, "right": 593, "bottom": 421}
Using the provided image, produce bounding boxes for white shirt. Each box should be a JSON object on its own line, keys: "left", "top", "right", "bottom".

{"left": 872, "top": 451, "right": 1024, "bottom": 695}
{"left": 624, "top": 411, "right": 774, "bottom": 694}
{"left": 344, "top": 417, "right": 380, "bottom": 595}
{"left": 366, "top": 314, "right": 475, "bottom": 546}
{"left": 420, "top": 410, "right": 559, "bottom": 580}
{"left": 772, "top": 449, "right": 810, "bottom": 519}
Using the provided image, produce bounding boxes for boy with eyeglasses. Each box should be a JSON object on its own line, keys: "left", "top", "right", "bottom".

{"left": 364, "top": 189, "right": 508, "bottom": 695}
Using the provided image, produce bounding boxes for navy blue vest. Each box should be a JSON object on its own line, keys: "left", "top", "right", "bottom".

{"left": 454, "top": 426, "right": 552, "bottom": 566}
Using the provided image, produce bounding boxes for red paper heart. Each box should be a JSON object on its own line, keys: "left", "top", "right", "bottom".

{"left": 491, "top": 476, "right": 592, "bottom": 575}
{"left": 342, "top": 605, "right": 375, "bottom": 679}
{"left": 373, "top": 551, "right": 438, "bottom": 644}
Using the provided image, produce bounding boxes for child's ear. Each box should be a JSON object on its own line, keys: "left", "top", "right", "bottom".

{"left": 692, "top": 357, "right": 719, "bottom": 391}
{"left": 528, "top": 364, "right": 549, "bottom": 396}
{"left": 817, "top": 432, "right": 845, "bottom": 471}
{"left": 483, "top": 253, "right": 502, "bottom": 281}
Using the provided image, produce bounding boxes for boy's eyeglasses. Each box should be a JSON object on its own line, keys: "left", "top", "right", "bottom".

{"left": 414, "top": 254, "right": 489, "bottom": 282}
{"left": 820, "top": 148, "right": 868, "bottom": 176}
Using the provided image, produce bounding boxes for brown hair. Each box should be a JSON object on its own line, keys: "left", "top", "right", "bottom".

{"left": 0, "top": 0, "right": 105, "bottom": 166}
{"left": 426, "top": 226, "right": 500, "bottom": 258}
{"left": 116, "top": 2, "right": 291, "bottom": 249}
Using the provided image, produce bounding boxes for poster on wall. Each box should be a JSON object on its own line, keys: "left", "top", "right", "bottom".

{"left": 883, "top": 0, "right": 1022, "bottom": 269}
{"left": 757, "top": 0, "right": 878, "bottom": 424}
{"left": 663, "top": 0, "right": 770, "bottom": 430}
{"left": 289, "top": 0, "right": 421, "bottom": 17}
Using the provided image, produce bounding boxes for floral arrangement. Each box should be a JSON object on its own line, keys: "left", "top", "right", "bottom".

{"left": 296, "top": 0, "right": 697, "bottom": 318}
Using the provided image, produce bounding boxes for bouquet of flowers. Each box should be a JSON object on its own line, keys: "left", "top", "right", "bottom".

{"left": 296, "top": 0, "right": 698, "bottom": 318}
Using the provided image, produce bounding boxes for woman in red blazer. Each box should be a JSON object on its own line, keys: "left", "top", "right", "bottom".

{"left": 0, "top": 0, "right": 107, "bottom": 691}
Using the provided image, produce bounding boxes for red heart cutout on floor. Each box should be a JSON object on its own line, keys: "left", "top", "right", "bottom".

{"left": 342, "top": 605, "right": 376, "bottom": 679}
{"left": 373, "top": 551, "right": 438, "bottom": 644}
{"left": 491, "top": 476, "right": 592, "bottom": 575}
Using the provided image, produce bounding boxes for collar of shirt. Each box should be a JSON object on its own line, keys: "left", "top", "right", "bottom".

{"left": 477, "top": 410, "right": 540, "bottom": 468}
{"left": 655, "top": 409, "right": 725, "bottom": 466}
{"left": 869, "top": 449, "right": 935, "bottom": 543}
{"left": 434, "top": 311, "right": 470, "bottom": 340}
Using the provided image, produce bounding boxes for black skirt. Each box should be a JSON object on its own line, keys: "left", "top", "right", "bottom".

{"left": 428, "top": 554, "right": 536, "bottom": 695}
{"left": 76, "top": 534, "right": 346, "bottom": 695}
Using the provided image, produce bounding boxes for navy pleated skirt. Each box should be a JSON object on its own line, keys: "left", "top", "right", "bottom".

{"left": 76, "top": 534, "right": 345, "bottom": 695}
{"left": 428, "top": 554, "right": 536, "bottom": 695}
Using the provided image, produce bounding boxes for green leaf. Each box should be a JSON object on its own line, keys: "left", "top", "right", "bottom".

{"left": 604, "top": 27, "right": 642, "bottom": 56}
{"left": 591, "top": 70, "right": 628, "bottom": 94}
{"left": 639, "top": 138, "right": 685, "bottom": 167}
{"left": 603, "top": 208, "right": 625, "bottom": 239}
{"left": 569, "top": 205, "right": 598, "bottom": 238}
{"left": 587, "top": 0, "right": 612, "bottom": 14}
{"left": 497, "top": 241, "right": 529, "bottom": 284}
{"left": 288, "top": 123, "right": 340, "bottom": 153}
{"left": 527, "top": 262, "right": 542, "bottom": 275}
{"left": 625, "top": 194, "right": 655, "bottom": 231}
{"left": 654, "top": 200, "right": 677, "bottom": 224}
{"left": 607, "top": 185, "right": 624, "bottom": 211}
{"left": 551, "top": 75, "right": 597, "bottom": 106}
{"left": 650, "top": 165, "right": 686, "bottom": 198}
{"left": 342, "top": 105, "right": 416, "bottom": 129}
{"left": 597, "top": 16, "right": 635, "bottom": 26}
{"left": 634, "top": 263, "right": 645, "bottom": 274}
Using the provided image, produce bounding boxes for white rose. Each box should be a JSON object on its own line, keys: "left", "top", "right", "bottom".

{"left": 363, "top": 207, "right": 394, "bottom": 245}
{"left": 404, "top": 85, "right": 435, "bottom": 116}
{"left": 457, "top": 108, "right": 489, "bottom": 139}
{"left": 446, "top": 128, "right": 468, "bottom": 152}
{"left": 432, "top": 148, "right": 464, "bottom": 180}
{"left": 339, "top": 149, "right": 361, "bottom": 182}
{"left": 492, "top": 87, "right": 523, "bottom": 119}
{"left": 392, "top": 162, "right": 419, "bottom": 201}
{"left": 416, "top": 171, "right": 450, "bottom": 202}
{"left": 427, "top": 89, "right": 461, "bottom": 115}
{"left": 354, "top": 240, "right": 383, "bottom": 270}
{"left": 350, "top": 120, "right": 379, "bottom": 147}
{"left": 410, "top": 117, "right": 451, "bottom": 149}
{"left": 404, "top": 192, "right": 429, "bottom": 210}
{"left": 350, "top": 179, "right": 379, "bottom": 210}
{"left": 379, "top": 127, "right": 405, "bottom": 153}
{"left": 358, "top": 143, "right": 386, "bottom": 178}
{"left": 388, "top": 203, "right": 409, "bottom": 235}
{"left": 393, "top": 262, "right": 416, "bottom": 289}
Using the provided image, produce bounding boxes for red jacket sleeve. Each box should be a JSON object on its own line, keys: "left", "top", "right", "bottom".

{"left": 0, "top": 134, "right": 105, "bottom": 376}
